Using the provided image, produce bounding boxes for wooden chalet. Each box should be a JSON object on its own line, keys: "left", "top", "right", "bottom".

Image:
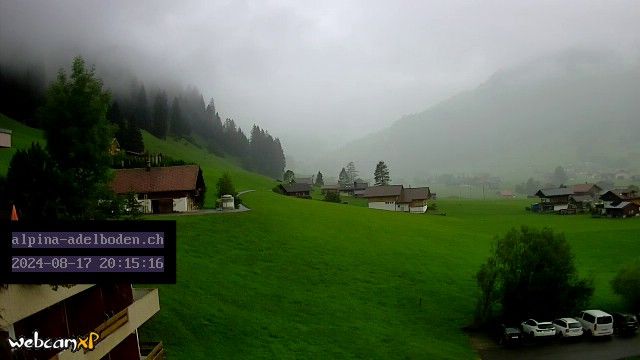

{"left": 111, "top": 164, "right": 205, "bottom": 214}
{"left": 321, "top": 181, "right": 369, "bottom": 197}
{"left": 361, "top": 185, "right": 431, "bottom": 213}
{"left": 534, "top": 187, "right": 574, "bottom": 213}
{"left": 600, "top": 188, "right": 640, "bottom": 205}
{"left": 604, "top": 201, "right": 640, "bottom": 218}
{"left": 279, "top": 183, "right": 312, "bottom": 197}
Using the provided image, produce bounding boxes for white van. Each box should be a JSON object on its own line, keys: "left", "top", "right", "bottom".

{"left": 577, "top": 310, "right": 614, "bottom": 336}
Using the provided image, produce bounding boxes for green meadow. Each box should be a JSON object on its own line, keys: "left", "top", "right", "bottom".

{"left": 1, "top": 114, "right": 639, "bottom": 359}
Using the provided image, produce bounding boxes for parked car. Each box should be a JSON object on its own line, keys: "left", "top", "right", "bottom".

{"left": 577, "top": 310, "right": 614, "bottom": 337}
{"left": 612, "top": 313, "right": 639, "bottom": 336}
{"left": 552, "top": 318, "right": 583, "bottom": 338}
{"left": 520, "top": 319, "right": 556, "bottom": 338}
{"left": 494, "top": 323, "right": 523, "bottom": 346}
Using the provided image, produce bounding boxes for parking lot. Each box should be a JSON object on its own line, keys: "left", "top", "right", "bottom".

{"left": 471, "top": 333, "right": 640, "bottom": 360}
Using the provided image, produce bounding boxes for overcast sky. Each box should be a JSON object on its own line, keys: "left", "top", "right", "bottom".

{"left": 1, "top": 0, "right": 639, "bottom": 159}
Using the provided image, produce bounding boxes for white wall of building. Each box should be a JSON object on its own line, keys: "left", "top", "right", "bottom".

{"left": 173, "top": 197, "right": 188, "bottom": 212}
{"left": 409, "top": 205, "right": 428, "bottom": 213}
{"left": 368, "top": 201, "right": 397, "bottom": 211}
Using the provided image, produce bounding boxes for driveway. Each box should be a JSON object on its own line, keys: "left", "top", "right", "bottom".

{"left": 148, "top": 190, "right": 255, "bottom": 216}
{"left": 472, "top": 332, "right": 640, "bottom": 360}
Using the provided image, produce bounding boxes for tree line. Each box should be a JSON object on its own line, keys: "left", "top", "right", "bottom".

{"left": 0, "top": 60, "right": 286, "bottom": 179}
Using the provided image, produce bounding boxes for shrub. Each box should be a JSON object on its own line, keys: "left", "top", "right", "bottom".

{"left": 611, "top": 259, "right": 640, "bottom": 313}
{"left": 324, "top": 191, "right": 341, "bottom": 203}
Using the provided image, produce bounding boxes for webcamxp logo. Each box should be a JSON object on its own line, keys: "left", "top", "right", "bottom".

{"left": 8, "top": 331, "right": 99, "bottom": 352}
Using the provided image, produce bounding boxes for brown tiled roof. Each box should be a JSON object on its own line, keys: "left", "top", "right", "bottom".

{"left": 400, "top": 187, "right": 430, "bottom": 203}
{"left": 362, "top": 185, "right": 403, "bottom": 198}
{"left": 111, "top": 165, "right": 201, "bottom": 194}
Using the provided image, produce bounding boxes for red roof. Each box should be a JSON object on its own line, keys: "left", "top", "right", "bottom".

{"left": 111, "top": 165, "right": 202, "bottom": 194}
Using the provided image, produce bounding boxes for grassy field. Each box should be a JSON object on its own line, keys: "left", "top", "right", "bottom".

{"left": 0, "top": 114, "right": 44, "bottom": 176}
{"left": 2, "top": 114, "right": 639, "bottom": 359}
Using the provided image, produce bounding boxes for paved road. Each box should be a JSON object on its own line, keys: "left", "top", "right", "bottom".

{"left": 473, "top": 333, "right": 640, "bottom": 360}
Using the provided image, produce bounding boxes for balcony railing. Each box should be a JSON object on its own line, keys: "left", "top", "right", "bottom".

{"left": 140, "top": 341, "right": 165, "bottom": 360}
{"left": 51, "top": 288, "right": 160, "bottom": 360}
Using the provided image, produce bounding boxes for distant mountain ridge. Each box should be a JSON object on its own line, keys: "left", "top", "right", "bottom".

{"left": 320, "top": 50, "right": 640, "bottom": 181}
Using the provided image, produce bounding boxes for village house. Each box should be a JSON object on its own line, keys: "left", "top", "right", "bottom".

{"left": 279, "top": 183, "right": 312, "bottom": 197}
{"left": 0, "top": 128, "right": 11, "bottom": 148}
{"left": 534, "top": 187, "right": 574, "bottom": 213}
{"left": 604, "top": 201, "right": 640, "bottom": 218}
{"left": 111, "top": 164, "right": 206, "bottom": 214}
{"left": 295, "top": 175, "right": 315, "bottom": 186}
{"left": 569, "top": 183, "right": 602, "bottom": 212}
{"left": 600, "top": 188, "right": 640, "bottom": 206}
{"left": 321, "top": 181, "right": 369, "bottom": 197}
{"left": 498, "top": 190, "right": 515, "bottom": 198}
{"left": 361, "top": 185, "right": 431, "bottom": 213}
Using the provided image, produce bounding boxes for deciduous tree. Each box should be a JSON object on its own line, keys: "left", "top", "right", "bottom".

{"left": 475, "top": 226, "right": 593, "bottom": 324}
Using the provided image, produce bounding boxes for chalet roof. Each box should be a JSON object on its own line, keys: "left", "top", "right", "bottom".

{"left": 362, "top": 185, "right": 403, "bottom": 198}
{"left": 570, "top": 194, "right": 594, "bottom": 203}
{"left": 605, "top": 201, "right": 638, "bottom": 210}
{"left": 600, "top": 189, "right": 639, "bottom": 201}
{"left": 296, "top": 177, "right": 315, "bottom": 185}
{"left": 535, "top": 188, "right": 573, "bottom": 197}
{"left": 111, "top": 165, "right": 202, "bottom": 194}
{"left": 280, "top": 183, "right": 312, "bottom": 193}
{"left": 400, "top": 187, "right": 430, "bottom": 203}
{"left": 571, "top": 183, "right": 600, "bottom": 194}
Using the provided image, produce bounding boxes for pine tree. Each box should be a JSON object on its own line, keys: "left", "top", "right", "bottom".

{"left": 170, "top": 97, "right": 190, "bottom": 137}
{"left": 134, "top": 84, "right": 150, "bottom": 130}
{"left": 346, "top": 161, "right": 358, "bottom": 183}
{"left": 374, "top": 161, "right": 390, "bottom": 186}
{"left": 315, "top": 171, "right": 324, "bottom": 187}
{"left": 151, "top": 91, "right": 169, "bottom": 139}
{"left": 338, "top": 167, "right": 349, "bottom": 186}
{"left": 283, "top": 170, "right": 295, "bottom": 184}
{"left": 37, "top": 56, "right": 113, "bottom": 219}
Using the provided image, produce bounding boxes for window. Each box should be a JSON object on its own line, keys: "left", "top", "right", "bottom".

{"left": 597, "top": 316, "right": 613, "bottom": 324}
{"left": 584, "top": 313, "right": 596, "bottom": 323}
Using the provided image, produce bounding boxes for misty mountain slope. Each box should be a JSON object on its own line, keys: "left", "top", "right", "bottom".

{"left": 325, "top": 54, "right": 640, "bottom": 180}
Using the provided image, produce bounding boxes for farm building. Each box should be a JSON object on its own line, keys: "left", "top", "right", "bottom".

{"left": 279, "top": 183, "right": 312, "bottom": 197}
{"left": 600, "top": 188, "right": 640, "bottom": 206}
{"left": 570, "top": 183, "right": 602, "bottom": 199}
{"left": 111, "top": 164, "right": 205, "bottom": 214}
{"left": 605, "top": 201, "right": 640, "bottom": 218}
{"left": 361, "top": 185, "right": 431, "bottom": 213}
{"left": 0, "top": 128, "right": 11, "bottom": 148}
{"left": 321, "top": 181, "right": 369, "bottom": 197}
{"left": 534, "top": 188, "right": 574, "bottom": 213}
{"left": 498, "top": 190, "right": 515, "bottom": 198}
{"left": 295, "top": 175, "right": 315, "bottom": 185}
